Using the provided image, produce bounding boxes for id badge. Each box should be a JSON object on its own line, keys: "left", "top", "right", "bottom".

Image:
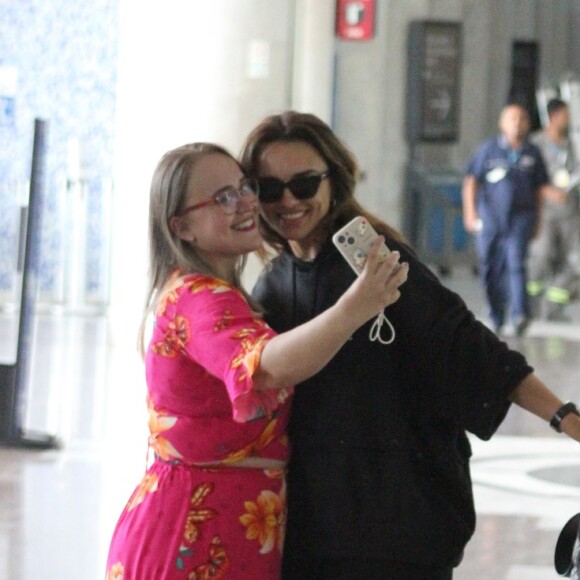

{"left": 486, "top": 166, "right": 507, "bottom": 183}
{"left": 554, "top": 168, "right": 571, "bottom": 189}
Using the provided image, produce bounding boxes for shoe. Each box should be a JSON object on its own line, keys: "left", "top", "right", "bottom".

{"left": 487, "top": 316, "right": 503, "bottom": 335}
{"left": 514, "top": 316, "right": 530, "bottom": 337}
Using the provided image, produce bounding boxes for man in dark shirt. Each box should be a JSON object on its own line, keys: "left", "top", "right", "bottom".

{"left": 462, "top": 102, "right": 549, "bottom": 336}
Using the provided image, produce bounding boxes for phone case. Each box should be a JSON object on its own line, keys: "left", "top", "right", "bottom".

{"left": 332, "top": 216, "right": 390, "bottom": 276}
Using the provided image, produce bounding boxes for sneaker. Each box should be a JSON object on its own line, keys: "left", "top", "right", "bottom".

{"left": 488, "top": 318, "right": 503, "bottom": 336}
{"left": 514, "top": 316, "right": 530, "bottom": 337}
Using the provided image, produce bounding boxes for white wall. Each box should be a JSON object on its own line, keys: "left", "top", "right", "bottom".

{"left": 292, "top": 0, "right": 335, "bottom": 123}
{"left": 110, "top": 0, "right": 297, "bottom": 340}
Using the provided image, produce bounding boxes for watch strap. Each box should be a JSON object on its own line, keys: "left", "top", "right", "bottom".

{"left": 550, "top": 401, "right": 580, "bottom": 433}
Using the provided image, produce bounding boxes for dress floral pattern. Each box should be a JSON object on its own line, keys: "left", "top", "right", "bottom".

{"left": 106, "top": 274, "right": 293, "bottom": 579}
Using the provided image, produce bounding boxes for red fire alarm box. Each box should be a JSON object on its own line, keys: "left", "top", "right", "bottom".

{"left": 336, "top": 0, "right": 376, "bottom": 41}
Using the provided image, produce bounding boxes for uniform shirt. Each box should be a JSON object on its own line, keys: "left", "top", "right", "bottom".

{"left": 466, "top": 135, "right": 548, "bottom": 231}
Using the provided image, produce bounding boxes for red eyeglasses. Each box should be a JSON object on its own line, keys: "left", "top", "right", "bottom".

{"left": 175, "top": 178, "right": 259, "bottom": 216}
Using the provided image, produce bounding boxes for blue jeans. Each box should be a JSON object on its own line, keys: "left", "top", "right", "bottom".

{"left": 476, "top": 211, "right": 536, "bottom": 327}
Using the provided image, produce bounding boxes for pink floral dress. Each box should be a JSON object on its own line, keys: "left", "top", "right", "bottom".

{"left": 105, "top": 274, "right": 293, "bottom": 580}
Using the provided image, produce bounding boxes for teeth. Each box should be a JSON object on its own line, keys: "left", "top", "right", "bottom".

{"left": 280, "top": 210, "right": 306, "bottom": 220}
{"left": 233, "top": 218, "right": 254, "bottom": 230}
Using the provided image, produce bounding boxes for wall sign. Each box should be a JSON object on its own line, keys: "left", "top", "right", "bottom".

{"left": 508, "top": 41, "right": 540, "bottom": 131}
{"left": 406, "top": 21, "right": 463, "bottom": 143}
{"left": 336, "top": 0, "right": 376, "bottom": 41}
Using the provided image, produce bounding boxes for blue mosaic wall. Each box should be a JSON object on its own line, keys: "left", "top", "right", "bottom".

{"left": 0, "top": 0, "right": 118, "bottom": 306}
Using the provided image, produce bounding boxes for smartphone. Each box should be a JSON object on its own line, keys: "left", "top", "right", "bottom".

{"left": 332, "top": 216, "right": 390, "bottom": 276}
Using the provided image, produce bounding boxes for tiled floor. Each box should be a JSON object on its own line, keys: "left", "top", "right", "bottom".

{"left": 1, "top": 265, "right": 580, "bottom": 579}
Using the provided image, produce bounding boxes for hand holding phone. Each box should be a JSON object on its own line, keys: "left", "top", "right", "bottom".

{"left": 332, "top": 217, "right": 405, "bottom": 345}
{"left": 332, "top": 216, "right": 390, "bottom": 276}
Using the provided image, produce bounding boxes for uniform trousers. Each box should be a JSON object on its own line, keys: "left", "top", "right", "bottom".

{"left": 475, "top": 211, "right": 536, "bottom": 328}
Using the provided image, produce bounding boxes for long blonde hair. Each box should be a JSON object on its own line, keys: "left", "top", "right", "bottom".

{"left": 138, "top": 143, "right": 252, "bottom": 354}
{"left": 240, "top": 111, "right": 405, "bottom": 252}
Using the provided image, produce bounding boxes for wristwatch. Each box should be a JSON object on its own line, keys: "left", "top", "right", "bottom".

{"left": 550, "top": 401, "right": 580, "bottom": 433}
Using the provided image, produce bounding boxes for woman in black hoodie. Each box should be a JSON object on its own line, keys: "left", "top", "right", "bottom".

{"left": 240, "top": 111, "right": 580, "bottom": 580}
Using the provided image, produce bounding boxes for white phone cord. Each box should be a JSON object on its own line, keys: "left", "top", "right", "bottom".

{"left": 369, "top": 312, "right": 395, "bottom": 345}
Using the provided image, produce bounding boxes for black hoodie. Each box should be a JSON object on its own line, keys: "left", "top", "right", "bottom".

{"left": 252, "top": 237, "right": 533, "bottom": 569}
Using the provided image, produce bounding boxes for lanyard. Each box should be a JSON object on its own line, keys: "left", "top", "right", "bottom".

{"left": 507, "top": 147, "right": 523, "bottom": 167}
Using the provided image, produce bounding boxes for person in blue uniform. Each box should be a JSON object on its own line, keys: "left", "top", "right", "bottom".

{"left": 462, "top": 103, "right": 549, "bottom": 335}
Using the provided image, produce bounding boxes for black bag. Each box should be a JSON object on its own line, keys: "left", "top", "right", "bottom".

{"left": 555, "top": 513, "right": 580, "bottom": 577}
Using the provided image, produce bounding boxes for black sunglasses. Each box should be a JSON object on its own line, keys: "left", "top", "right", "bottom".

{"left": 257, "top": 171, "right": 330, "bottom": 203}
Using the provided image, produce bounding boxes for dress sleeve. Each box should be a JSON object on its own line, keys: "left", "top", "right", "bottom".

{"left": 158, "top": 275, "right": 292, "bottom": 423}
